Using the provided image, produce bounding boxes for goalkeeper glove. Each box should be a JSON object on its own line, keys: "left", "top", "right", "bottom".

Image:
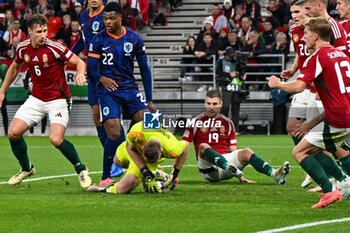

{"left": 164, "top": 167, "right": 180, "bottom": 191}
{"left": 140, "top": 167, "right": 164, "bottom": 193}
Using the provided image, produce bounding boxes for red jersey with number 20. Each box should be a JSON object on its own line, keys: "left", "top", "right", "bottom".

{"left": 290, "top": 24, "right": 309, "bottom": 70}
{"left": 15, "top": 38, "right": 73, "bottom": 101}
{"left": 297, "top": 45, "right": 350, "bottom": 128}
{"left": 182, "top": 114, "right": 237, "bottom": 159}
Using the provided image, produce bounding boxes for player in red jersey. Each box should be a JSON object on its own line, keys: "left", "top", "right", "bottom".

{"left": 282, "top": 0, "right": 349, "bottom": 191}
{"left": 182, "top": 89, "right": 290, "bottom": 184}
{"left": 337, "top": 0, "right": 350, "bottom": 55}
{"left": 282, "top": 1, "right": 311, "bottom": 145}
{"left": 268, "top": 17, "right": 350, "bottom": 208}
{"left": 303, "top": 0, "right": 350, "bottom": 56}
{"left": 0, "top": 14, "right": 92, "bottom": 188}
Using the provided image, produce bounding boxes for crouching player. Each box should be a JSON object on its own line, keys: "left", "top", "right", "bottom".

{"left": 88, "top": 121, "right": 187, "bottom": 193}
{"left": 182, "top": 89, "right": 290, "bottom": 184}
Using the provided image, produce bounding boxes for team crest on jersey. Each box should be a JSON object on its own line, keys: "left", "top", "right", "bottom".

{"left": 220, "top": 125, "right": 225, "bottom": 133}
{"left": 24, "top": 54, "right": 30, "bottom": 62}
{"left": 42, "top": 54, "right": 48, "bottom": 63}
{"left": 103, "top": 107, "right": 109, "bottom": 116}
{"left": 124, "top": 42, "right": 133, "bottom": 53}
{"left": 293, "top": 34, "right": 299, "bottom": 43}
{"left": 89, "top": 43, "right": 93, "bottom": 52}
{"left": 92, "top": 21, "right": 100, "bottom": 31}
{"left": 201, "top": 127, "right": 208, "bottom": 133}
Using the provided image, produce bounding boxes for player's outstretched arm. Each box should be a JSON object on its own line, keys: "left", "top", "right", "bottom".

{"left": 126, "top": 141, "right": 146, "bottom": 169}
{"left": 68, "top": 53, "right": 87, "bottom": 86}
{"left": 0, "top": 61, "right": 21, "bottom": 108}
{"left": 165, "top": 141, "right": 190, "bottom": 190}
{"left": 239, "top": 176, "right": 256, "bottom": 183}
{"left": 268, "top": 76, "right": 306, "bottom": 94}
{"left": 137, "top": 54, "right": 153, "bottom": 103}
{"left": 281, "top": 54, "right": 299, "bottom": 80}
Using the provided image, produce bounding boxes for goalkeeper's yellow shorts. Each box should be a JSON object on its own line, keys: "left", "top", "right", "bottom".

{"left": 116, "top": 141, "right": 165, "bottom": 183}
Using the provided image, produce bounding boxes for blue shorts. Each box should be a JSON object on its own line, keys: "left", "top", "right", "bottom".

{"left": 98, "top": 88, "right": 149, "bottom": 121}
{"left": 87, "top": 79, "right": 99, "bottom": 106}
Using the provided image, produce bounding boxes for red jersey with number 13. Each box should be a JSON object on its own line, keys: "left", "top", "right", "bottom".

{"left": 297, "top": 45, "right": 350, "bottom": 128}
{"left": 15, "top": 38, "right": 73, "bottom": 102}
{"left": 182, "top": 114, "right": 237, "bottom": 159}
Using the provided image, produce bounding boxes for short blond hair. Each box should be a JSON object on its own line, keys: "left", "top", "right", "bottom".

{"left": 303, "top": 17, "right": 332, "bottom": 42}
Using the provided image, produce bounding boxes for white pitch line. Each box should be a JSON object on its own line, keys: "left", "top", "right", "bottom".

{"left": 0, "top": 171, "right": 101, "bottom": 184}
{"left": 0, "top": 164, "right": 302, "bottom": 184}
{"left": 255, "top": 217, "right": 350, "bottom": 233}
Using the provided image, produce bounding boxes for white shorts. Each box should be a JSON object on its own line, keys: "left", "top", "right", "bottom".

{"left": 14, "top": 95, "right": 71, "bottom": 128}
{"left": 198, "top": 149, "right": 245, "bottom": 182}
{"left": 304, "top": 123, "right": 350, "bottom": 153}
{"left": 307, "top": 98, "right": 325, "bottom": 133}
{"left": 288, "top": 89, "right": 322, "bottom": 120}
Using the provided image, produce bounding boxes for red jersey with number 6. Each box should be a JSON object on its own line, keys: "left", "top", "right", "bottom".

{"left": 297, "top": 45, "right": 350, "bottom": 128}
{"left": 182, "top": 114, "right": 237, "bottom": 159}
{"left": 15, "top": 38, "right": 73, "bottom": 101}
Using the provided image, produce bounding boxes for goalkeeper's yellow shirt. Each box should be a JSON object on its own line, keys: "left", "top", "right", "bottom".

{"left": 126, "top": 122, "right": 186, "bottom": 159}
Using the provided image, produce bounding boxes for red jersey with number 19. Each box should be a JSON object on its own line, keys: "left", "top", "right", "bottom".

{"left": 297, "top": 45, "right": 350, "bottom": 128}
{"left": 15, "top": 38, "right": 73, "bottom": 102}
{"left": 182, "top": 114, "right": 237, "bottom": 159}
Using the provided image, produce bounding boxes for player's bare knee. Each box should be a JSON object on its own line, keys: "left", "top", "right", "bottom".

{"left": 286, "top": 123, "right": 295, "bottom": 136}
{"left": 8, "top": 130, "right": 21, "bottom": 140}
{"left": 199, "top": 143, "right": 210, "bottom": 154}
{"left": 50, "top": 135, "right": 64, "bottom": 147}
{"left": 108, "top": 130, "right": 121, "bottom": 141}
{"left": 291, "top": 147, "right": 302, "bottom": 163}
{"left": 239, "top": 148, "right": 253, "bottom": 164}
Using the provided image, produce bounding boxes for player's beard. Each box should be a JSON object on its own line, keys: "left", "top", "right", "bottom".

{"left": 307, "top": 47, "right": 316, "bottom": 55}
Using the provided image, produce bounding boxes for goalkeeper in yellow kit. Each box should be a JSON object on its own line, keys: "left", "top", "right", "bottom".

{"left": 88, "top": 121, "right": 188, "bottom": 194}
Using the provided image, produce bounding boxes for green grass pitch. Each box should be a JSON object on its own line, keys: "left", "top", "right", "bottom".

{"left": 1, "top": 135, "right": 350, "bottom": 233}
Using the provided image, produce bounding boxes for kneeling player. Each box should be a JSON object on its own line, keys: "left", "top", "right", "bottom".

{"left": 88, "top": 121, "right": 187, "bottom": 193}
{"left": 182, "top": 89, "right": 290, "bottom": 184}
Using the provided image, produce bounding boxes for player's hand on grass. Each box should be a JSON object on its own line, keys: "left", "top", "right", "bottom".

{"left": 141, "top": 166, "right": 163, "bottom": 193}
{"left": 164, "top": 167, "right": 180, "bottom": 191}
{"left": 143, "top": 176, "right": 164, "bottom": 193}
{"left": 100, "top": 76, "right": 118, "bottom": 91}
{"left": 74, "top": 73, "right": 87, "bottom": 86}
{"left": 239, "top": 176, "right": 256, "bottom": 183}
{"left": 164, "top": 175, "right": 177, "bottom": 191}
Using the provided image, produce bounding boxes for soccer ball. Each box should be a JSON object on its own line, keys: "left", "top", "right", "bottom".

{"left": 143, "top": 169, "right": 170, "bottom": 193}
{"left": 153, "top": 169, "right": 170, "bottom": 182}
{"left": 154, "top": 169, "right": 170, "bottom": 193}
